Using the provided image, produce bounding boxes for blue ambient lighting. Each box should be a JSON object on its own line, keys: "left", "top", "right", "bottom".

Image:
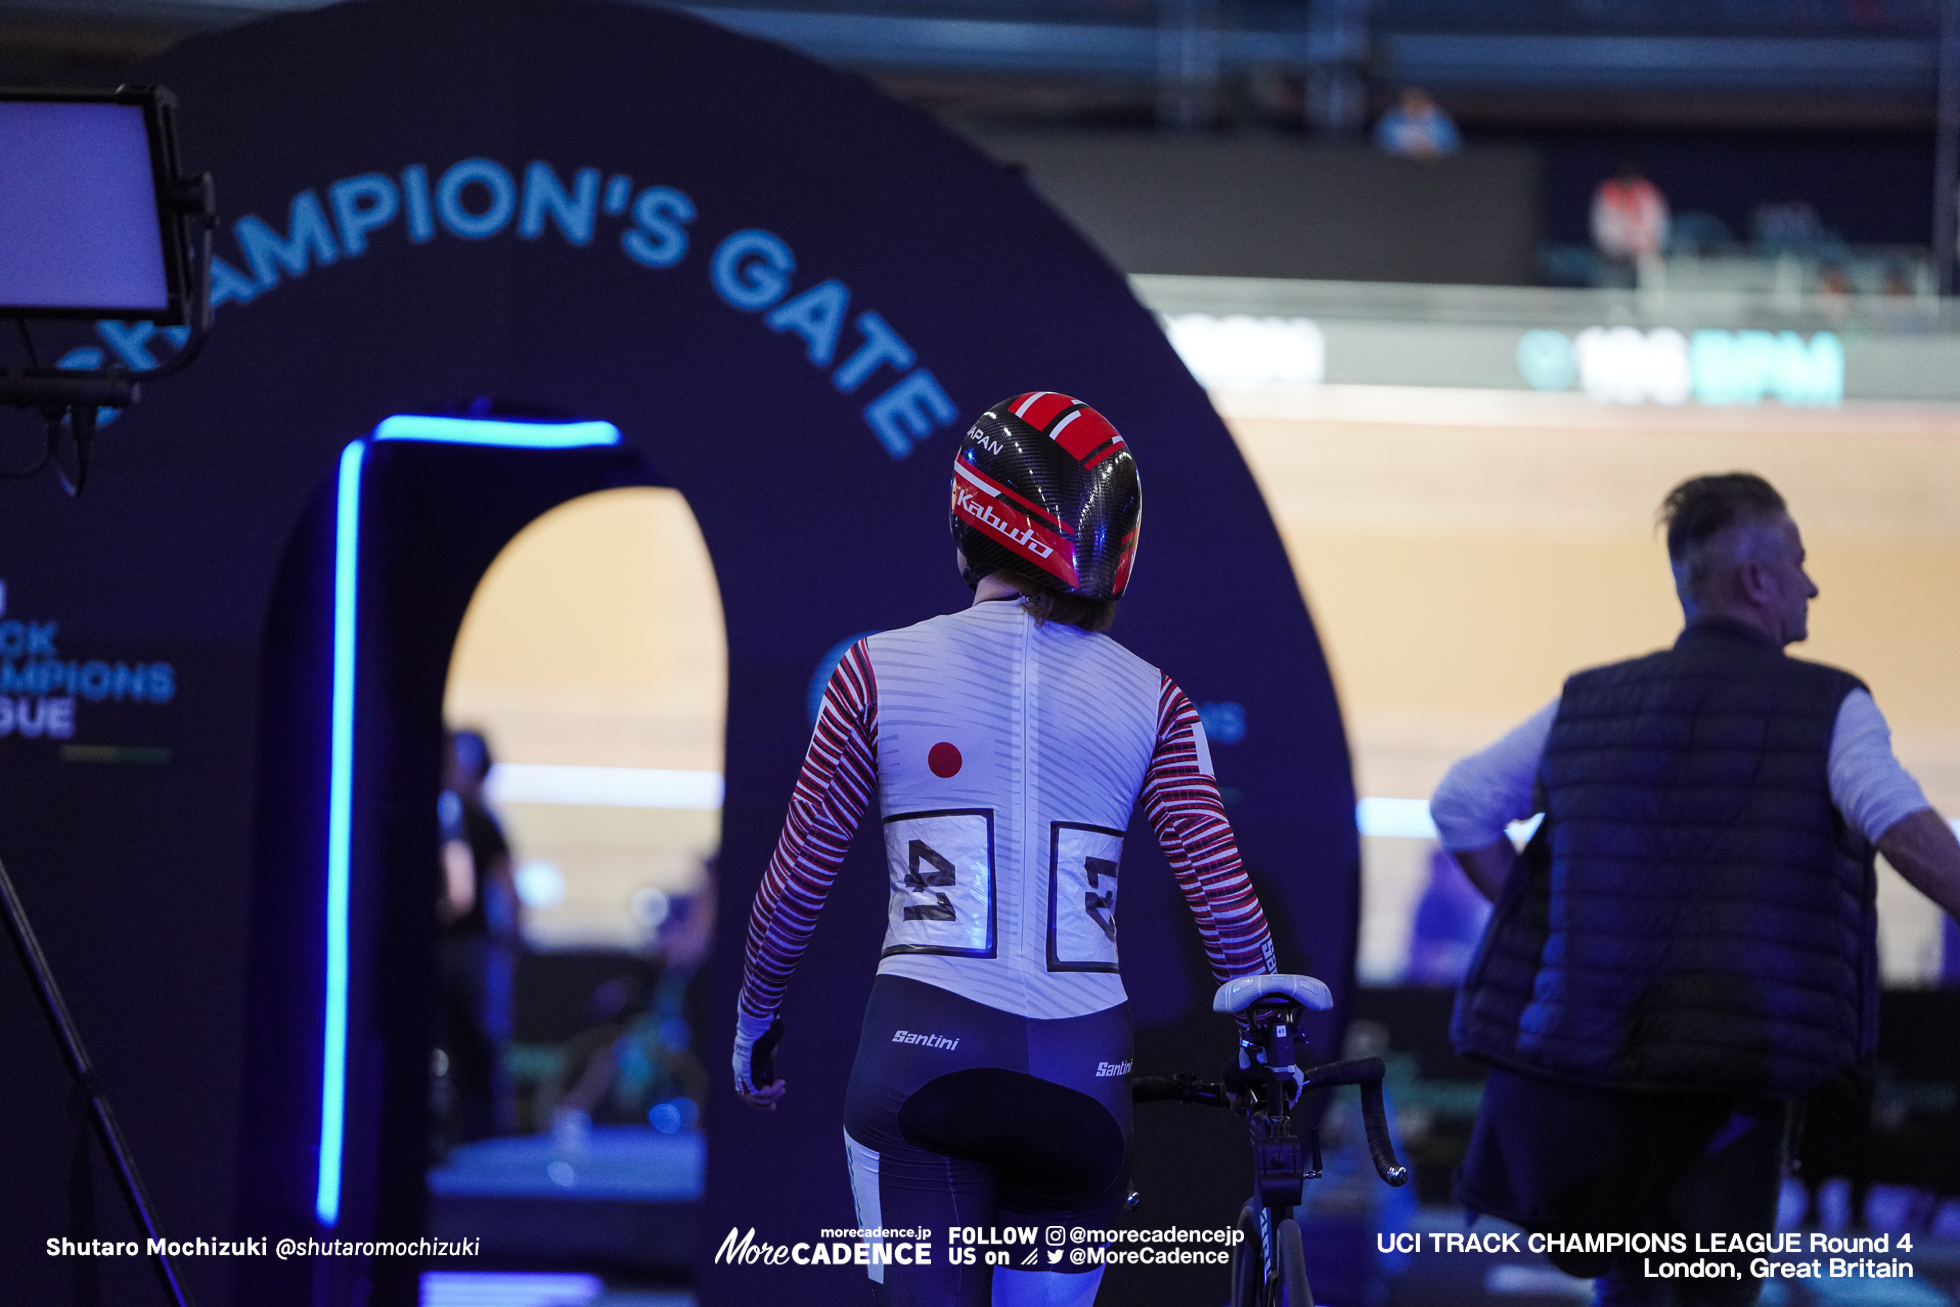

{"left": 318, "top": 440, "right": 364, "bottom": 1226}
{"left": 371, "top": 415, "right": 621, "bottom": 448}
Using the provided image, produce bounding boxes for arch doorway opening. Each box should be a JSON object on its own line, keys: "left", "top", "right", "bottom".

{"left": 428, "top": 486, "right": 725, "bottom": 1278}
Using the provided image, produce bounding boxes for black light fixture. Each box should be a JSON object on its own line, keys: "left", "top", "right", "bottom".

{"left": 0, "top": 85, "right": 216, "bottom": 496}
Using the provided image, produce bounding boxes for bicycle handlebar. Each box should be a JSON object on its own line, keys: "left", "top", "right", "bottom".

{"left": 1131, "top": 1073, "right": 1228, "bottom": 1107}
{"left": 1131, "top": 1057, "right": 1409, "bottom": 1188}
{"left": 1351, "top": 1068, "right": 1410, "bottom": 1188}
{"left": 1297, "top": 1056, "right": 1408, "bottom": 1187}
{"left": 1292, "top": 1056, "right": 1380, "bottom": 1090}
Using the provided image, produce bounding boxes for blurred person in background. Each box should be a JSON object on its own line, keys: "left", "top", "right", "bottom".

{"left": 1374, "top": 86, "right": 1460, "bottom": 158}
{"left": 1592, "top": 161, "right": 1670, "bottom": 288}
{"left": 436, "top": 727, "right": 523, "bottom": 1145}
{"left": 549, "top": 864, "right": 717, "bottom": 1142}
{"left": 1431, "top": 473, "right": 1960, "bottom": 1305}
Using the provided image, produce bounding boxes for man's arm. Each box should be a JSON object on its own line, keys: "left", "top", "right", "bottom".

{"left": 1877, "top": 809, "right": 1960, "bottom": 921}
{"left": 1825, "top": 689, "right": 1960, "bottom": 918}
{"left": 1452, "top": 841, "right": 1519, "bottom": 904}
{"left": 1429, "top": 698, "right": 1559, "bottom": 903}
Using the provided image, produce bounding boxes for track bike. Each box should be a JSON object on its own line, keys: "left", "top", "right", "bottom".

{"left": 1133, "top": 973, "right": 1409, "bottom": 1307}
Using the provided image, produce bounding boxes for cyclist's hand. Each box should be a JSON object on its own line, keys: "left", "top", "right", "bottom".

{"left": 736, "top": 1077, "right": 788, "bottom": 1111}
{"left": 733, "top": 1011, "right": 785, "bottom": 1111}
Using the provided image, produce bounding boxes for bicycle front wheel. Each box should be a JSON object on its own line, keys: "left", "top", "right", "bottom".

{"left": 1228, "top": 1201, "right": 1263, "bottom": 1307}
{"left": 1273, "top": 1217, "right": 1313, "bottom": 1307}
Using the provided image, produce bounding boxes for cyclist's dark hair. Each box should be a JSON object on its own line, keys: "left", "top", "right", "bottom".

{"left": 990, "top": 571, "right": 1117, "bottom": 633}
{"left": 1020, "top": 587, "right": 1117, "bottom": 634}
{"left": 1658, "top": 473, "right": 1787, "bottom": 602}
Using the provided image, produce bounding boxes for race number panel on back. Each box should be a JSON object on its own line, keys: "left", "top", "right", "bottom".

{"left": 1048, "top": 821, "right": 1123, "bottom": 972}
{"left": 881, "top": 808, "right": 997, "bottom": 957}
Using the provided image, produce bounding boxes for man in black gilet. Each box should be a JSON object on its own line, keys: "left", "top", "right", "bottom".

{"left": 1430, "top": 473, "right": 1960, "bottom": 1306}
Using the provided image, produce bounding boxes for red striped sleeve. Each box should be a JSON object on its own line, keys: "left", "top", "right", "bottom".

{"left": 736, "top": 641, "right": 879, "bottom": 1022}
{"left": 1140, "top": 675, "right": 1278, "bottom": 983}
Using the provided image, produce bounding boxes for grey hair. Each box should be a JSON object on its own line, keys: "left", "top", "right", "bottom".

{"left": 1658, "top": 473, "right": 1787, "bottom": 603}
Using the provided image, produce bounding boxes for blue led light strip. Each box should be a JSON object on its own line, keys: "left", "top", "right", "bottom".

{"left": 315, "top": 414, "right": 618, "bottom": 1228}
{"left": 317, "top": 440, "right": 364, "bottom": 1227}
{"left": 371, "top": 415, "right": 620, "bottom": 448}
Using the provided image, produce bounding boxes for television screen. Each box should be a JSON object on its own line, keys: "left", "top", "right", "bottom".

{"left": 0, "top": 98, "right": 172, "bottom": 315}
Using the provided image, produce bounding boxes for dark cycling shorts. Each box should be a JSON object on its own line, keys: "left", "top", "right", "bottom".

{"left": 842, "top": 974, "right": 1133, "bottom": 1306}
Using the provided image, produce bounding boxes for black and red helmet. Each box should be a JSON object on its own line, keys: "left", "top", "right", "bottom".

{"left": 950, "top": 392, "right": 1141, "bottom": 600}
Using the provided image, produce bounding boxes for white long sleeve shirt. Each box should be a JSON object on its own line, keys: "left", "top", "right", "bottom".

{"left": 1431, "top": 688, "right": 1930, "bottom": 852}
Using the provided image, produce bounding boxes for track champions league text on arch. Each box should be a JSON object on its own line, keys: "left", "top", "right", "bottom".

{"left": 68, "top": 156, "right": 960, "bottom": 460}
{"left": 1379, "top": 1231, "right": 1919, "bottom": 1280}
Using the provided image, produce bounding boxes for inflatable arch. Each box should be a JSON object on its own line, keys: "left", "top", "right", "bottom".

{"left": 0, "top": 1, "right": 1356, "bottom": 1302}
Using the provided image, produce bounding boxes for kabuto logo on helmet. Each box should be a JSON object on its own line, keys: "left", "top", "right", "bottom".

{"left": 949, "top": 393, "right": 1142, "bottom": 600}
{"left": 953, "top": 484, "right": 1058, "bottom": 561}
{"left": 952, "top": 475, "right": 1077, "bottom": 587}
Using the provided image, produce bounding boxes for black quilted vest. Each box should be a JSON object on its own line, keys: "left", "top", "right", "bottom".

{"left": 1452, "top": 619, "right": 1878, "bottom": 1099}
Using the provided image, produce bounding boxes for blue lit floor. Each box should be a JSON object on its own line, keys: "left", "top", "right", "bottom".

{"left": 428, "top": 1125, "right": 703, "bottom": 1202}
{"left": 426, "top": 1126, "right": 702, "bottom": 1275}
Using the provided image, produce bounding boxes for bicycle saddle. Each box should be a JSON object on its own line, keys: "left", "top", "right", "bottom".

{"left": 1211, "top": 973, "right": 1333, "bottom": 1015}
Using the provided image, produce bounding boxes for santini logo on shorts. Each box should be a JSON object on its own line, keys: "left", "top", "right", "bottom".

{"left": 1096, "top": 1060, "right": 1133, "bottom": 1078}
{"left": 892, "top": 1029, "right": 960, "bottom": 1051}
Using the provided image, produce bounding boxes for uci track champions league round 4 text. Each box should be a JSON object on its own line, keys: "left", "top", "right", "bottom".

{"left": 1377, "top": 1230, "right": 1923, "bottom": 1284}
{"left": 59, "top": 156, "right": 961, "bottom": 459}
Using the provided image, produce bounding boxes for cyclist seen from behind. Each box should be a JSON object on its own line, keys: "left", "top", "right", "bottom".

{"left": 732, "top": 392, "right": 1281, "bottom": 1306}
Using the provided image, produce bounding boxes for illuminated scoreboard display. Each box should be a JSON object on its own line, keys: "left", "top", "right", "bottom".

{"left": 1142, "top": 274, "right": 1958, "bottom": 410}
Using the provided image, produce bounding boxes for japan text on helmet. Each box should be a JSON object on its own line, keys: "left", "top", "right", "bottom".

{"left": 949, "top": 392, "right": 1141, "bottom": 600}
